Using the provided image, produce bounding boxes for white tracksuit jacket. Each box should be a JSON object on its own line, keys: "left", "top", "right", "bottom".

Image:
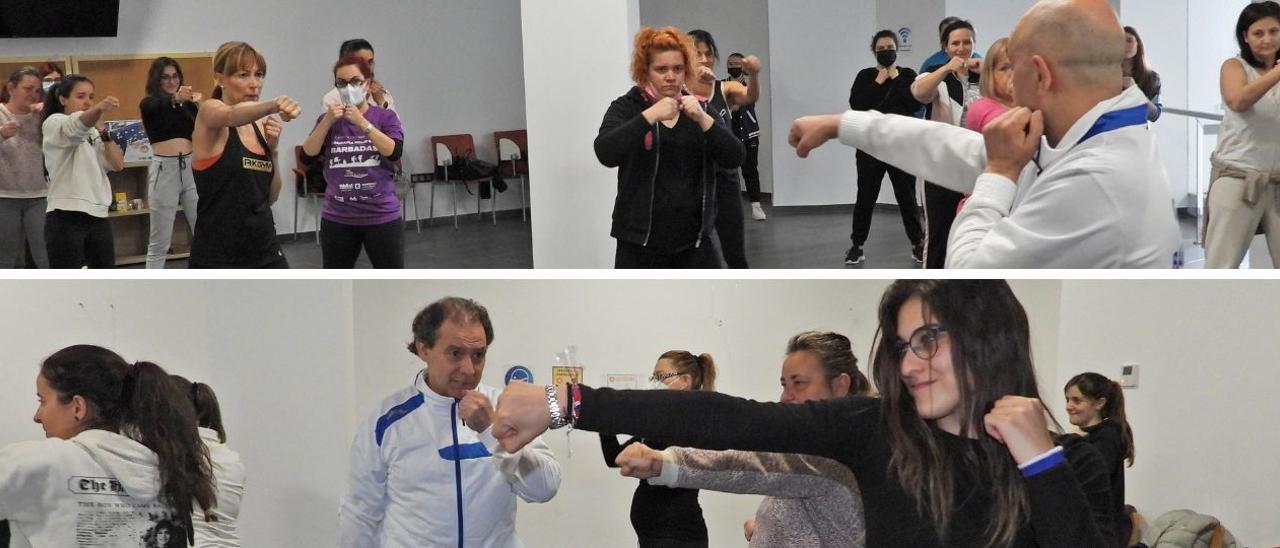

{"left": 340, "top": 374, "right": 561, "bottom": 548}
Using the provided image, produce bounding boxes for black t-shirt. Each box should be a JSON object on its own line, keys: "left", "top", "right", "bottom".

{"left": 1079, "top": 420, "right": 1128, "bottom": 547}
{"left": 139, "top": 96, "right": 198, "bottom": 143}
{"left": 600, "top": 435, "right": 707, "bottom": 543}
{"left": 645, "top": 115, "right": 707, "bottom": 254}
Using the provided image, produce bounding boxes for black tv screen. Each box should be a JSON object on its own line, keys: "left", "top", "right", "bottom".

{"left": 0, "top": 0, "right": 120, "bottom": 38}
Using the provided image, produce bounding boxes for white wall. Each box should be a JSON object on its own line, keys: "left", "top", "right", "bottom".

{"left": 768, "top": 0, "right": 876, "bottom": 207}
{"left": 348, "top": 278, "right": 1063, "bottom": 547}
{"left": 522, "top": 0, "right": 639, "bottom": 268}
{"left": 640, "top": 0, "right": 774, "bottom": 196}
{"left": 0, "top": 280, "right": 354, "bottom": 547}
{"left": 0, "top": 0, "right": 527, "bottom": 234}
{"left": 1055, "top": 281, "right": 1280, "bottom": 546}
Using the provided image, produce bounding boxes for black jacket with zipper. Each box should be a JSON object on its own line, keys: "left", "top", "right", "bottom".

{"left": 595, "top": 86, "right": 744, "bottom": 251}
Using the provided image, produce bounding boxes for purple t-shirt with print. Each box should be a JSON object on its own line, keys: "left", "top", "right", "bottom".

{"left": 316, "top": 106, "right": 405, "bottom": 226}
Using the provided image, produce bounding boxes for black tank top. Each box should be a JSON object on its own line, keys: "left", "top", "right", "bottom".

{"left": 190, "top": 123, "right": 283, "bottom": 267}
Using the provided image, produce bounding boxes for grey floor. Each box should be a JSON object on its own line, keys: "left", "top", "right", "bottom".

{"left": 142, "top": 197, "right": 1273, "bottom": 269}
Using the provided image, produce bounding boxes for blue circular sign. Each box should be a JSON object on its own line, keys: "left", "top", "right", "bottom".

{"left": 504, "top": 365, "right": 533, "bottom": 385}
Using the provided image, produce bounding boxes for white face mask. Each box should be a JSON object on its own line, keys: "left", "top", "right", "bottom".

{"left": 646, "top": 379, "right": 669, "bottom": 391}
{"left": 339, "top": 83, "right": 367, "bottom": 106}
{"left": 42, "top": 81, "right": 55, "bottom": 92}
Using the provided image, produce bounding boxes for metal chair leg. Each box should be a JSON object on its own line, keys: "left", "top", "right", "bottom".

{"left": 314, "top": 197, "right": 321, "bottom": 245}
{"left": 429, "top": 180, "right": 436, "bottom": 227}
{"left": 450, "top": 176, "right": 459, "bottom": 230}
{"left": 411, "top": 182, "right": 420, "bottom": 232}
{"left": 519, "top": 173, "right": 527, "bottom": 222}
{"left": 475, "top": 181, "right": 481, "bottom": 223}
{"left": 293, "top": 191, "right": 300, "bottom": 240}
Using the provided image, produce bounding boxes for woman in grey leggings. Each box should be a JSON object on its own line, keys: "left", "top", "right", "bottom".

{"left": 0, "top": 67, "right": 50, "bottom": 268}
{"left": 139, "top": 57, "right": 201, "bottom": 269}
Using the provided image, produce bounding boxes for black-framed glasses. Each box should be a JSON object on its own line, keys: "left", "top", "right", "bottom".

{"left": 894, "top": 324, "right": 948, "bottom": 360}
{"left": 649, "top": 371, "right": 683, "bottom": 384}
{"left": 334, "top": 78, "right": 366, "bottom": 88}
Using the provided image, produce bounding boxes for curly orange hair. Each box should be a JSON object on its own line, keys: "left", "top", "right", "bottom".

{"left": 630, "top": 27, "right": 697, "bottom": 87}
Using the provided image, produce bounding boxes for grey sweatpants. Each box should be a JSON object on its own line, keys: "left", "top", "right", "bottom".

{"left": 146, "top": 154, "right": 199, "bottom": 269}
{"left": 0, "top": 197, "right": 49, "bottom": 268}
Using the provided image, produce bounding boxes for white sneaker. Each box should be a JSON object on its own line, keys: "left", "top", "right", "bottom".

{"left": 750, "top": 202, "right": 767, "bottom": 221}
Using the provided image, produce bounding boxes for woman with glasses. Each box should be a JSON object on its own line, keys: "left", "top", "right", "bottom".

{"left": 139, "top": 57, "right": 201, "bottom": 269}
{"left": 301, "top": 54, "right": 405, "bottom": 269}
{"left": 494, "top": 280, "right": 1115, "bottom": 547}
{"left": 598, "top": 350, "right": 717, "bottom": 547}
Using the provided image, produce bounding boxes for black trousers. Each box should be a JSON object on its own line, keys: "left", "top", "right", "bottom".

{"left": 851, "top": 151, "right": 923, "bottom": 248}
{"left": 923, "top": 182, "right": 965, "bottom": 269}
{"left": 45, "top": 210, "right": 114, "bottom": 269}
{"left": 615, "top": 238, "right": 719, "bottom": 269}
{"left": 320, "top": 217, "right": 405, "bottom": 269}
{"left": 741, "top": 138, "right": 762, "bottom": 202}
{"left": 714, "top": 173, "right": 749, "bottom": 269}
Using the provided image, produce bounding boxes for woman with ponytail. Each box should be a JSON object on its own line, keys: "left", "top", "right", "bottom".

{"left": 0, "top": 345, "right": 215, "bottom": 547}
{"left": 1065, "top": 372, "right": 1135, "bottom": 547}
{"left": 599, "top": 350, "right": 717, "bottom": 547}
{"left": 172, "top": 376, "right": 245, "bottom": 547}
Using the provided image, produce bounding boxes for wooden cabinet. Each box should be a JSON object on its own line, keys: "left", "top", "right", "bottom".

{"left": 107, "top": 160, "right": 192, "bottom": 266}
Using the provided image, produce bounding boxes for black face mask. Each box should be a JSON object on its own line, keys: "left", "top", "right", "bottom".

{"left": 875, "top": 49, "right": 898, "bottom": 67}
{"left": 727, "top": 67, "right": 743, "bottom": 78}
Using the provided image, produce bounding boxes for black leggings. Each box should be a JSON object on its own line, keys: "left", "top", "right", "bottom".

{"left": 923, "top": 182, "right": 964, "bottom": 269}
{"left": 714, "top": 172, "right": 748, "bottom": 269}
{"left": 45, "top": 210, "right": 114, "bottom": 269}
{"left": 851, "top": 151, "right": 923, "bottom": 248}
{"left": 741, "top": 138, "right": 762, "bottom": 202}
{"left": 615, "top": 239, "right": 718, "bottom": 269}
{"left": 320, "top": 217, "right": 405, "bottom": 269}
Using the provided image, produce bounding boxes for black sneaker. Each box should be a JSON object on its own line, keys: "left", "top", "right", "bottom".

{"left": 911, "top": 245, "right": 924, "bottom": 264}
{"left": 845, "top": 246, "right": 865, "bottom": 265}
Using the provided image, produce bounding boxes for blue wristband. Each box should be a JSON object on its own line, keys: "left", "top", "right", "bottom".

{"left": 1019, "top": 446, "right": 1066, "bottom": 478}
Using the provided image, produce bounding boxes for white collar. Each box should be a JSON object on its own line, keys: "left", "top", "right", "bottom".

{"left": 1037, "top": 85, "right": 1149, "bottom": 170}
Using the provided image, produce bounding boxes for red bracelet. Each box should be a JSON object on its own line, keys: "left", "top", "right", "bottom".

{"left": 569, "top": 383, "right": 582, "bottom": 426}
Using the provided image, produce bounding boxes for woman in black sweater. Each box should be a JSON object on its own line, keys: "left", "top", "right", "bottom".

{"left": 1065, "top": 372, "right": 1136, "bottom": 547}
{"left": 595, "top": 27, "right": 745, "bottom": 269}
{"left": 846, "top": 29, "right": 925, "bottom": 266}
{"left": 600, "top": 350, "right": 717, "bottom": 547}
{"left": 495, "top": 280, "right": 1114, "bottom": 547}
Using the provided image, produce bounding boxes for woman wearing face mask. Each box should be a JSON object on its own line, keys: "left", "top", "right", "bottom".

{"left": 616, "top": 331, "right": 872, "bottom": 547}
{"left": 40, "top": 75, "right": 125, "bottom": 268}
{"left": 912, "top": 20, "right": 981, "bottom": 269}
{"left": 0, "top": 345, "right": 216, "bottom": 548}
{"left": 599, "top": 351, "right": 717, "bottom": 547}
{"left": 1063, "top": 373, "right": 1134, "bottom": 548}
{"left": 1122, "top": 27, "right": 1162, "bottom": 123}
{"left": 595, "top": 27, "right": 745, "bottom": 269}
{"left": 687, "top": 29, "right": 762, "bottom": 269}
{"left": 29, "top": 62, "right": 64, "bottom": 113}
{"left": 139, "top": 57, "right": 202, "bottom": 269}
{"left": 171, "top": 376, "right": 245, "bottom": 547}
{"left": 191, "top": 41, "right": 301, "bottom": 269}
{"left": 0, "top": 67, "right": 50, "bottom": 268}
{"left": 846, "top": 30, "right": 926, "bottom": 267}
{"left": 1205, "top": 1, "right": 1280, "bottom": 269}
{"left": 301, "top": 55, "right": 405, "bottom": 269}
{"left": 495, "top": 279, "right": 1115, "bottom": 548}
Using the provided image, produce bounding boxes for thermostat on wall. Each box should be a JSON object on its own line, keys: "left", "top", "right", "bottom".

{"left": 1120, "top": 363, "right": 1139, "bottom": 388}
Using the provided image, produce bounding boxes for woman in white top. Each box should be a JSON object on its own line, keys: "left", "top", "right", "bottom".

{"left": 172, "top": 375, "right": 246, "bottom": 547}
{"left": 40, "top": 75, "right": 125, "bottom": 268}
{"left": 1207, "top": 1, "right": 1280, "bottom": 268}
{"left": 0, "top": 345, "right": 217, "bottom": 548}
{"left": 911, "top": 19, "right": 982, "bottom": 269}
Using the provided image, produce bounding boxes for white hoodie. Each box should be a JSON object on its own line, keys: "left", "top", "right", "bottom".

{"left": 0, "top": 429, "right": 186, "bottom": 548}
{"left": 193, "top": 427, "right": 245, "bottom": 547}
{"left": 340, "top": 373, "right": 561, "bottom": 548}
{"left": 42, "top": 111, "right": 114, "bottom": 218}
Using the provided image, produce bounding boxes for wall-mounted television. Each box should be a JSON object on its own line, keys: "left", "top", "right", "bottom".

{"left": 0, "top": 0, "right": 120, "bottom": 38}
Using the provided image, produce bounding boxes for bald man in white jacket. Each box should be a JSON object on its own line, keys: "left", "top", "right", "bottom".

{"left": 790, "top": 0, "right": 1180, "bottom": 269}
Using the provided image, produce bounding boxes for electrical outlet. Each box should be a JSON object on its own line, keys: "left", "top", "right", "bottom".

{"left": 1120, "top": 363, "right": 1139, "bottom": 388}
{"left": 410, "top": 173, "right": 434, "bottom": 183}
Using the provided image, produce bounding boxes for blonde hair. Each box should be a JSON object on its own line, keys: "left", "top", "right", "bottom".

{"left": 211, "top": 41, "right": 267, "bottom": 100}
{"left": 978, "top": 38, "right": 1010, "bottom": 100}
{"left": 658, "top": 350, "right": 716, "bottom": 391}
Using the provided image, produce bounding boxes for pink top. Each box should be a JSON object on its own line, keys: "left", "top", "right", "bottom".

{"left": 964, "top": 97, "right": 1011, "bottom": 133}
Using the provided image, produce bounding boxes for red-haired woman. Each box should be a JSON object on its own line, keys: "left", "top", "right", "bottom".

{"left": 301, "top": 55, "right": 405, "bottom": 269}
{"left": 595, "top": 27, "right": 745, "bottom": 269}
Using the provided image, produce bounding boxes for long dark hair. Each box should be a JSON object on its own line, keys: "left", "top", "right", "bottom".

{"left": 872, "top": 280, "right": 1058, "bottom": 547}
{"left": 1236, "top": 1, "right": 1280, "bottom": 69}
{"left": 145, "top": 57, "right": 184, "bottom": 98}
{"left": 40, "top": 74, "right": 92, "bottom": 122}
{"left": 170, "top": 375, "right": 228, "bottom": 444}
{"left": 1123, "top": 27, "right": 1157, "bottom": 94}
{"left": 1065, "top": 372, "right": 1134, "bottom": 466}
{"left": 687, "top": 29, "right": 719, "bottom": 62}
{"left": 40, "top": 345, "right": 217, "bottom": 543}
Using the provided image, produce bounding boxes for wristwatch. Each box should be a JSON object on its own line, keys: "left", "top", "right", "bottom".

{"left": 361, "top": 122, "right": 374, "bottom": 135}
